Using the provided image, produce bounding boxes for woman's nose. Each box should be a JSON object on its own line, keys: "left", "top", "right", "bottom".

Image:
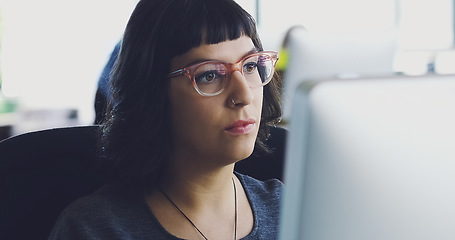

{"left": 227, "top": 71, "right": 254, "bottom": 107}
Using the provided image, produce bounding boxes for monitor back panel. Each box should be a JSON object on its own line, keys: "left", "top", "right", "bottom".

{"left": 280, "top": 74, "right": 455, "bottom": 240}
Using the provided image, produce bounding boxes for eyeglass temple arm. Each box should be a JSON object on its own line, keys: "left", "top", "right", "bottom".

{"left": 168, "top": 69, "right": 187, "bottom": 78}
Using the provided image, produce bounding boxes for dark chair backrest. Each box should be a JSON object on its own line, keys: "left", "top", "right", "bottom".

{"left": 0, "top": 125, "right": 286, "bottom": 240}
{"left": 0, "top": 126, "right": 106, "bottom": 240}
{"left": 237, "top": 125, "right": 287, "bottom": 181}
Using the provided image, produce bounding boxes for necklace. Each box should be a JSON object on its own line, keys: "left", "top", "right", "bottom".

{"left": 160, "top": 178, "right": 238, "bottom": 240}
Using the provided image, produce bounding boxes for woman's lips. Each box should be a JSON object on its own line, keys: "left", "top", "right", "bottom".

{"left": 224, "top": 118, "right": 256, "bottom": 135}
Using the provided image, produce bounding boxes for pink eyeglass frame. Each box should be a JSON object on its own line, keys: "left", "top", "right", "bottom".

{"left": 167, "top": 51, "right": 279, "bottom": 96}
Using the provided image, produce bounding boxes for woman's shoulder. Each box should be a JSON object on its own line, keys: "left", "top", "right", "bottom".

{"left": 58, "top": 185, "right": 137, "bottom": 218}
{"left": 235, "top": 172, "right": 283, "bottom": 214}
{"left": 236, "top": 172, "right": 283, "bottom": 198}
{"left": 51, "top": 185, "right": 138, "bottom": 226}
{"left": 48, "top": 185, "right": 165, "bottom": 239}
{"left": 235, "top": 172, "right": 283, "bottom": 239}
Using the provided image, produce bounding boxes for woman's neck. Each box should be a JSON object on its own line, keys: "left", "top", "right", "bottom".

{"left": 146, "top": 160, "right": 253, "bottom": 240}
{"left": 160, "top": 161, "right": 236, "bottom": 208}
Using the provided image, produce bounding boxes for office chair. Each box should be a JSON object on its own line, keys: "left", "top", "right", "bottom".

{"left": 0, "top": 125, "right": 286, "bottom": 240}
{"left": 236, "top": 125, "right": 287, "bottom": 181}
{"left": 0, "top": 126, "right": 105, "bottom": 240}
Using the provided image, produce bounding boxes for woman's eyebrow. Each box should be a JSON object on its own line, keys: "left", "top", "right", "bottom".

{"left": 241, "top": 47, "right": 259, "bottom": 56}
{"left": 184, "top": 58, "right": 217, "bottom": 67}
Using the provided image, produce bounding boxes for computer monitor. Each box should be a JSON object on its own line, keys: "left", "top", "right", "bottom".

{"left": 281, "top": 29, "right": 397, "bottom": 120}
{"left": 279, "top": 74, "right": 455, "bottom": 240}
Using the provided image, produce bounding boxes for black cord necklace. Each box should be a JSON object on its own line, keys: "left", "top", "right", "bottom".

{"left": 160, "top": 178, "right": 238, "bottom": 240}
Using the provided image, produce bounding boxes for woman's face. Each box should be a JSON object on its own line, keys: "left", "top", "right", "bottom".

{"left": 168, "top": 36, "right": 263, "bottom": 166}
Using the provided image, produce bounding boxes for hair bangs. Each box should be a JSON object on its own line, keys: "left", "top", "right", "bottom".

{"left": 202, "top": 0, "right": 258, "bottom": 45}
{"left": 161, "top": 0, "right": 260, "bottom": 59}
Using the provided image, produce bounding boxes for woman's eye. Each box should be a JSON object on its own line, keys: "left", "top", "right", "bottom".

{"left": 195, "top": 70, "right": 221, "bottom": 84}
{"left": 244, "top": 62, "right": 258, "bottom": 73}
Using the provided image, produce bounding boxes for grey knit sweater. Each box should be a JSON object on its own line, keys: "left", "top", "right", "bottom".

{"left": 48, "top": 173, "right": 283, "bottom": 240}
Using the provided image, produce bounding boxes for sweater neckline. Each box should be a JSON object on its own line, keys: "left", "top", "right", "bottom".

{"left": 142, "top": 172, "right": 259, "bottom": 239}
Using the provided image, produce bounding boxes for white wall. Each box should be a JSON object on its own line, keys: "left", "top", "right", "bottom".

{"left": 240, "top": 0, "right": 397, "bottom": 51}
{"left": 0, "top": 0, "right": 136, "bottom": 123}
{"left": 399, "top": 0, "right": 454, "bottom": 50}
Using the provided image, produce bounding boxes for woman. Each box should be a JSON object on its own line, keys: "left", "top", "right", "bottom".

{"left": 49, "top": 0, "right": 282, "bottom": 239}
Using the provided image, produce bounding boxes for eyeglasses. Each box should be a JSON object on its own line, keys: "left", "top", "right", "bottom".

{"left": 168, "top": 51, "right": 279, "bottom": 96}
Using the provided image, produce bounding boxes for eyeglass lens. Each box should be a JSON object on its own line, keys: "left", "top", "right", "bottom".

{"left": 193, "top": 53, "right": 275, "bottom": 95}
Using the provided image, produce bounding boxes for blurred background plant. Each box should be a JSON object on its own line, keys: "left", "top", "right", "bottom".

{"left": 0, "top": 10, "right": 3, "bottom": 90}
{"left": 0, "top": 11, "right": 16, "bottom": 114}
